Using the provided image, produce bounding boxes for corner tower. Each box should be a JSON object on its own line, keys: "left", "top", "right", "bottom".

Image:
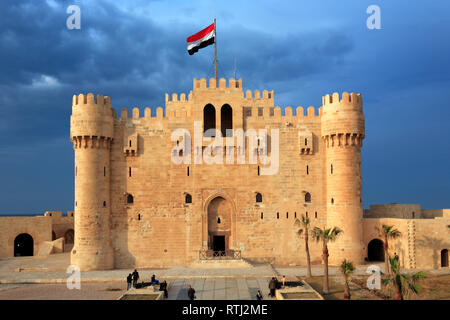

{"left": 321, "top": 92, "right": 365, "bottom": 265}
{"left": 70, "top": 93, "right": 114, "bottom": 270}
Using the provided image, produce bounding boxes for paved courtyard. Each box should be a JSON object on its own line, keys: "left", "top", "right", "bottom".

{"left": 1, "top": 253, "right": 448, "bottom": 300}
{"left": 0, "top": 278, "right": 278, "bottom": 300}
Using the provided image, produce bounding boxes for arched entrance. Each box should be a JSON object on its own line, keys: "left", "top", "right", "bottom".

{"left": 14, "top": 233, "right": 34, "bottom": 257}
{"left": 441, "top": 249, "right": 448, "bottom": 267}
{"left": 207, "top": 196, "right": 232, "bottom": 253}
{"left": 65, "top": 229, "right": 74, "bottom": 252}
{"left": 368, "top": 239, "right": 384, "bottom": 262}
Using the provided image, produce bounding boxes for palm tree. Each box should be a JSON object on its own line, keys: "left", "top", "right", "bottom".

{"left": 340, "top": 259, "right": 355, "bottom": 300}
{"left": 375, "top": 225, "right": 402, "bottom": 274}
{"left": 312, "top": 226, "right": 343, "bottom": 294}
{"left": 382, "top": 254, "right": 426, "bottom": 300}
{"left": 294, "top": 215, "right": 312, "bottom": 277}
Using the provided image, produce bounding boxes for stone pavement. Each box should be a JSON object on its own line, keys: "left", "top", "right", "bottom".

{"left": 1, "top": 253, "right": 448, "bottom": 285}
{"left": 166, "top": 277, "right": 276, "bottom": 300}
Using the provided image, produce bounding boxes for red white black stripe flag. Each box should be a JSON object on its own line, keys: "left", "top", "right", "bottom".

{"left": 187, "top": 22, "right": 215, "bottom": 55}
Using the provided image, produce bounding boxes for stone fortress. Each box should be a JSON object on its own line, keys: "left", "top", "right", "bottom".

{"left": 0, "top": 78, "right": 448, "bottom": 271}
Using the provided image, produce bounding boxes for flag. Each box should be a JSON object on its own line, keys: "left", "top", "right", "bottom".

{"left": 187, "top": 22, "right": 215, "bottom": 55}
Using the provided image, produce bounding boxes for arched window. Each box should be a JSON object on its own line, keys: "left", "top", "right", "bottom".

{"left": 127, "top": 194, "right": 134, "bottom": 204}
{"left": 305, "top": 192, "right": 311, "bottom": 203}
{"left": 217, "top": 217, "right": 221, "bottom": 224}
{"left": 256, "top": 193, "right": 262, "bottom": 203}
{"left": 221, "top": 104, "right": 233, "bottom": 137}
{"left": 203, "top": 104, "right": 216, "bottom": 137}
{"left": 185, "top": 193, "right": 192, "bottom": 204}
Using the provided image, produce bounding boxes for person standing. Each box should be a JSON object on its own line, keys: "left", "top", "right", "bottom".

{"left": 269, "top": 277, "right": 276, "bottom": 297}
{"left": 281, "top": 275, "right": 286, "bottom": 288}
{"left": 256, "top": 290, "right": 263, "bottom": 300}
{"left": 126, "top": 273, "right": 132, "bottom": 290}
{"left": 188, "top": 285, "right": 196, "bottom": 300}
{"left": 132, "top": 269, "right": 140, "bottom": 288}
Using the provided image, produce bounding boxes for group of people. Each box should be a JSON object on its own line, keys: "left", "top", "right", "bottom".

{"left": 268, "top": 275, "right": 286, "bottom": 297}
{"left": 126, "top": 269, "right": 140, "bottom": 290}
{"left": 125, "top": 270, "right": 168, "bottom": 298}
{"left": 126, "top": 271, "right": 287, "bottom": 300}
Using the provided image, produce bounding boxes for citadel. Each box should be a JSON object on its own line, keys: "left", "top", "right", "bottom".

{"left": 0, "top": 77, "right": 448, "bottom": 271}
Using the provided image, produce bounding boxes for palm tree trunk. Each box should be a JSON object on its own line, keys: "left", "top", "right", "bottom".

{"left": 394, "top": 280, "right": 403, "bottom": 300}
{"left": 343, "top": 280, "right": 351, "bottom": 300}
{"left": 384, "top": 235, "right": 390, "bottom": 275}
{"left": 323, "top": 241, "right": 329, "bottom": 294}
{"left": 305, "top": 233, "right": 312, "bottom": 278}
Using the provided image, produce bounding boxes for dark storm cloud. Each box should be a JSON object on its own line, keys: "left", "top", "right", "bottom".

{"left": 0, "top": 0, "right": 354, "bottom": 149}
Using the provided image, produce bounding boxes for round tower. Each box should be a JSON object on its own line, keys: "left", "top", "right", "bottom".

{"left": 321, "top": 92, "right": 365, "bottom": 265}
{"left": 70, "top": 93, "right": 114, "bottom": 270}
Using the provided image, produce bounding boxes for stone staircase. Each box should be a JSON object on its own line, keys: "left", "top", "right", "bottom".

{"left": 188, "top": 258, "right": 254, "bottom": 269}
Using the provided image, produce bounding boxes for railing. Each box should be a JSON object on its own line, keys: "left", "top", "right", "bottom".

{"left": 199, "top": 249, "right": 242, "bottom": 260}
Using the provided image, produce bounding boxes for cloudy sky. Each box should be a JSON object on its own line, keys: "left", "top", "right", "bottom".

{"left": 0, "top": 0, "right": 449, "bottom": 215}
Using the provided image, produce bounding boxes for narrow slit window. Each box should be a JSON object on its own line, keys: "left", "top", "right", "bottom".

{"left": 129, "top": 167, "right": 132, "bottom": 177}
{"left": 138, "top": 214, "right": 141, "bottom": 221}
{"left": 294, "top": 212, "right": 297, "bottom": 218}
{"left": 306, "top": 211, "right": 308, "bottom": 218}
{"left": 261, "top": 212, "right": 264, "bottom": 219}
{"left": 315, "top": 212, "right": 318, "bottom": 219}
{"left": 217, "top": 217, "right": 221, "bottom": 224}
{"left": 277, "top": 212, "right": 279, "bottom": 219}
{"left": 306, "top": 165, "right": 309, "bottom": 175}
{"left": 103, "top": 201, "right": 106, "bottom": 207}
{"left": 129, "top": 140, "right": 132, "bottom": 147}
{"left": 286, "top": 212, "right": 289, "bottom": 219}
{"left": 257, "top": 166, "right": 260, "bottom": 176}
{"left": 187, "top": 166, "right": 190, "bottom": 176}
{"left": 331, "top": 198, "right": 334, "bottom": 204}
{"left": 331, "top": 164, "right": 333, "bottom": 175}
{"left": 305, "top": 138, "right": 308, "bottom": 146}
{"left": 104, "top": 167, "right": 106, "bottom": 177}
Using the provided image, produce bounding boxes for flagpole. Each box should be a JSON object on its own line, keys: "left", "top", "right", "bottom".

{"left": 214, "top": 18, "right": 217, "bottom": 83}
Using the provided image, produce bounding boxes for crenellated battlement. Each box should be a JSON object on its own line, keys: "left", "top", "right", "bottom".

{"left": 193, "top": 77, "right": 243, "bottom": 90}
{"left": 72, "top": 93, "right": 112, "bottom": 108}
{"left": 244, "top": 89, "right": 274, "bottom": 100}
{"left": 321, "top": 92, "right": 362, "bottom": 112}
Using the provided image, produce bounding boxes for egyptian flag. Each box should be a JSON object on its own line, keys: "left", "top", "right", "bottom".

{"left": 187, "top": 22, "right": 215, "bottom": 55}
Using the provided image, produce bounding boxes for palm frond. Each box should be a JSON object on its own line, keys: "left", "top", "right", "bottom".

{"left": 412, "top": 272, "right": 427, "bottom": 280}
{"left": 312, "top": 227, "right": 323, "bottom": 242}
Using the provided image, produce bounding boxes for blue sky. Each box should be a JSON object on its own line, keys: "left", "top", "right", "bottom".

{"left": 0, "top": 0, "right": 449, "bottom": 215}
